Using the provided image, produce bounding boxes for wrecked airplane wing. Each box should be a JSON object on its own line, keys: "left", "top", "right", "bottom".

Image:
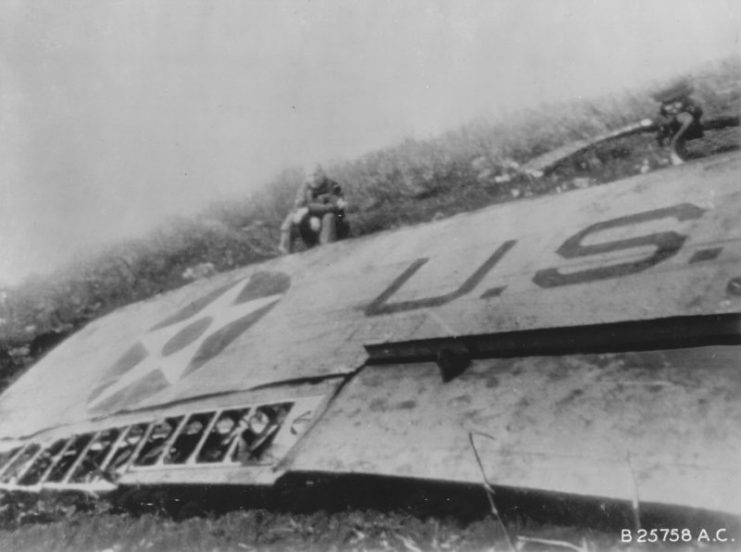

{"left": 0, "top": 152, "right": 739, "bottom": 515}
{"left": 520, "top": 115, "right": 739, "bottom": 178}
{"left": 520, "top": 118, "right": 656, "bottom": 177}
{"left": 292, "top": 348, "right": 741, "bottom": 515}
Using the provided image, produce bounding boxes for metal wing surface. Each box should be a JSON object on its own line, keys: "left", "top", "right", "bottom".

{"left": 0, "top": 153, "right": 738, "bottom": 512}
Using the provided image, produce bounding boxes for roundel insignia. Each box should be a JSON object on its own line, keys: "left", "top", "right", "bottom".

{"left": 86, "top": 271, "right": 290, "bottom": 415}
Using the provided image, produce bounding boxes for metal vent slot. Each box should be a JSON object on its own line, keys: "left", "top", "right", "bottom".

{"left": 133, "top": 417, "right": 183, "bottom": 467}
{"left": 229, "top": 403, "right": 293, "bottom": 465}
{"left": 163, "top": 412, "right": 215, "bottom": 465}
{"left": 196, "top": 408, "right": 250, "bottom": 464}
{"left": 0, "top": 447, "right": 23, "bottom": 480}
{"left": 0, "top": 444, "right": 41, "bottom": 484}
{"left": 69, "top": 428, "right": 121, "bottom": 483}
{"left": 0, "top": 447, "right": 22, "bottom": 476}
{"left": 18, "top": 439, "right": 68, "bottom": 486}
{"left": 45, "top": 434, "right": 94, "bottom": 483}
{"left": 0, "top": 397, "right": 320, "bottom": 491}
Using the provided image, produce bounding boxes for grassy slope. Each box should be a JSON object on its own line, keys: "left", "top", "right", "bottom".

{"left": 0, "top": 57, "right": 738, "bottom": 551}
{"left": 0, "top": 508, "right": 508, "bottom": 552}
{"left": 0, "top": 512, "right": 628, "bottom": 552}
{"left": 0, "top": 481, "right": 736, "bottom": 552}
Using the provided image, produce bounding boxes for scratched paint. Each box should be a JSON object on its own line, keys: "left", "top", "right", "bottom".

{"left": 291, "top": 347, "right": 741, "bottom": 515}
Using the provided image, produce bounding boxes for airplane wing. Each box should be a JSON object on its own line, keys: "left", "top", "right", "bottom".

{"left": 520, "top": 119, "right": 656, "bottom": 177}
{"left": 0, "top": 152, "right": 739, "bottom": 514}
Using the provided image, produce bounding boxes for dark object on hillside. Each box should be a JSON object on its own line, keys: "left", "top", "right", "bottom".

{"left": 703, "top": 114, "right": 740, "bottom": 130}
{"left": 0, "top": 347, "right": 19, "bottom": 390}
{"left": 0, "top": 347, "right": 12, "bottom": 367}
{"left": 28, "top": 330, "right": 70, "bottom": 359}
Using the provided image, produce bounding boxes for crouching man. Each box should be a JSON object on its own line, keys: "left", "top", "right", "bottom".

{"left": 652, "top": 80, "right": 703, "bottom": 166}
{"left": 278, "top": 166, "right": 350, "bottom": 254}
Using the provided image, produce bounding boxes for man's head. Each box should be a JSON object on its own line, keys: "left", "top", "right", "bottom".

{"left": 308, "top": 165, "right": 327, "bottom": 188}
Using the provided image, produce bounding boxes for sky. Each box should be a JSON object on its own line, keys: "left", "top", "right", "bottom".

{"left": 0, "top": 0, "right": 739, "bottom": 285}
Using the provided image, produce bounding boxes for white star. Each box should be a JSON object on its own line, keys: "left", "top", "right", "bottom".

{"left": 88, "top": 277, "right": 283, "bottom": 411}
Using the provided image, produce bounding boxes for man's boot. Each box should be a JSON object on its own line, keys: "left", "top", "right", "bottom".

{"left": 319, "top": 213, "right": 338, "bottom": 245}
{"left": 278, "top": 230, "right": 292, "bottom": 255}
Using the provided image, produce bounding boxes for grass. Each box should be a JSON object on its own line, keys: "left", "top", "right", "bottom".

{"left": 1, "top": 478, "right": 738, "bottom": 551}
{"left": 0, "top": 483, "right": 634, "bottom": 552}
{"left": 0, "top": 509, "right": 508, "bottom": 552}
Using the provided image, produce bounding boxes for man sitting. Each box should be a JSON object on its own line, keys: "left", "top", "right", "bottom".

{"left": 278, "top": 166, "right": 349, "bottom": 255}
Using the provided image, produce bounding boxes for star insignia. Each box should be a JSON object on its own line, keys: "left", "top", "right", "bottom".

{"left": 87, "top": 271, "right": 290, "bottom": 415}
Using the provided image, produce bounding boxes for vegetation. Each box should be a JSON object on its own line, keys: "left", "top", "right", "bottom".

{"left": 0, "top": 478, "right": 736, "bottom": 551}
{"left": 0, "top": 507, "right": 557, "bottom": 552}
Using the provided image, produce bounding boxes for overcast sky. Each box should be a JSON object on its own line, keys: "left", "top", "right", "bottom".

{"left": 0, "top": 0, "right": 739, "bottom": 285}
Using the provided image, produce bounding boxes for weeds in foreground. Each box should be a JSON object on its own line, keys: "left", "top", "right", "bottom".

{"left": 0, "top": 506, "right": 614, "bottom": 552}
